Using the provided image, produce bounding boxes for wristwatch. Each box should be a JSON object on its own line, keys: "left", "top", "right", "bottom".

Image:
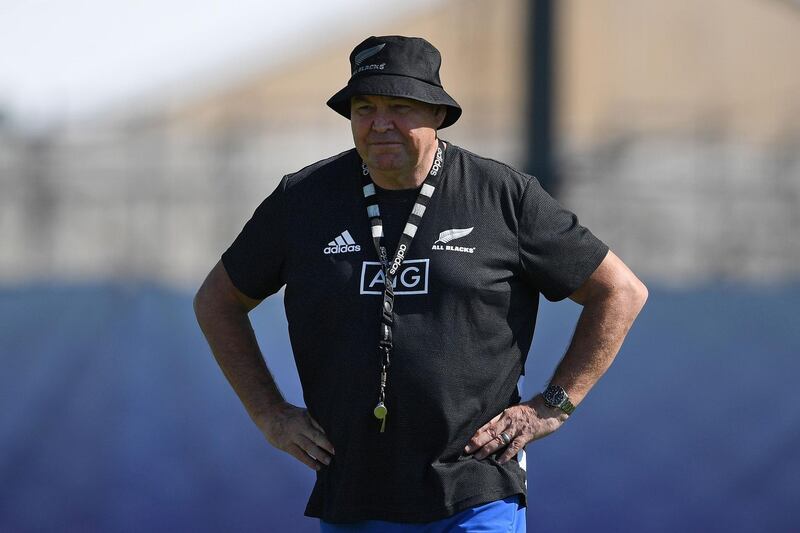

{"left": 541, "top": 384, "right": 575, "bottom": 415}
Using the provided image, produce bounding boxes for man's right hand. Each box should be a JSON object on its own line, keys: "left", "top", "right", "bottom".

{"left": 255, "top": 402, "right": 336, "bottom": 471}
{"left": 194, "top": 263, "right": 336, "bottom": 471}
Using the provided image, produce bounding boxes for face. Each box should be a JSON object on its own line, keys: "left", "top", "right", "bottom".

{"left": 350, "top": 95, "right": 446, "bottom": 175}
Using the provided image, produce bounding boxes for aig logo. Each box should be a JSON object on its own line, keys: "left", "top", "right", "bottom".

{"left": 360, "top": 259, "right": 430, "bottom": 295}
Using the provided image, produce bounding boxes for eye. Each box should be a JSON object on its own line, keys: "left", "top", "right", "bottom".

{"left": 353, "top": 104, "right": 374, "bottom": 116}
{"left": 392, "top": 104, "right": 411, "bottom": 113}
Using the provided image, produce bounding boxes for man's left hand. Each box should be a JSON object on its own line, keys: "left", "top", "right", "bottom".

{"left": 463, "top": 395, "right": 568, "bottom": 464}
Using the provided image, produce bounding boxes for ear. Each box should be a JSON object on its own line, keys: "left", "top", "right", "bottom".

{"left": 435, "top": 105, "right": 447, "bottom": 128}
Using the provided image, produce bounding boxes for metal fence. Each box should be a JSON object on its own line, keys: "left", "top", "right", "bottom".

{"left": 2, "top": 124, "right": 799, "bottom": 287}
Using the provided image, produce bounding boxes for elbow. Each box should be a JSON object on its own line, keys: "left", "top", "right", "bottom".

{"left": 193, "top": 282, "right": 212, "bottom": 325}
{"left": 634, "top": 279, "right": 648, "bottom": 311}
{"left": 192, "top": 289, "right": 202, "bottom": 318}
{"left": 574, "top": 251, "right": 648, "bottom": 317}
{"left": 622, "top": 275, "right": 648, "bottom": 317}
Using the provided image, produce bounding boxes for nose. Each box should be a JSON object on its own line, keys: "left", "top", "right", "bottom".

{"left": 371, "top": 111, "right": 394, "bottom": 132}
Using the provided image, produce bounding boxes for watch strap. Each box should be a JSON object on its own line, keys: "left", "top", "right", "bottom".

{"left": 560, "top": 397, "right": 575, "bottom": 415}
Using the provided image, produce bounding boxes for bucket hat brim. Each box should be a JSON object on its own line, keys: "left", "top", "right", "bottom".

{"left": 327, "top": 74, "right": 462, "bottom": 129}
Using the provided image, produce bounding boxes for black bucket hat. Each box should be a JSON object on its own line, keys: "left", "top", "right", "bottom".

{"left": 327, "top": 35, "right": 462, "bottom": 129}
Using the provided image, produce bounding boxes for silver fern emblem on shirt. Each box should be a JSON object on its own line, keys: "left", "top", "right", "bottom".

{"left": 435, "top": 227, "right": 474, "bottom": 244}
{"left": 432, "top": 227, "right": 476, "bottom": 254}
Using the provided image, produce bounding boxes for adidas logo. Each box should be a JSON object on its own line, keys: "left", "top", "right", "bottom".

{"left": 324, "top": 230, "right": 362, "bottom": 255}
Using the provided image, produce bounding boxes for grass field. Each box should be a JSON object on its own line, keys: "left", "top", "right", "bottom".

{"left": 1, "top": 282, "right": 798, "bottom": 532}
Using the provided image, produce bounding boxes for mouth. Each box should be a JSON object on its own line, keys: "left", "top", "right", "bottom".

{"left": 368, "top": 140, "right": 404, "bottom": 146}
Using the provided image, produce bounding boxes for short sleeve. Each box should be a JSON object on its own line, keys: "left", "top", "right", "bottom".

{"left": 221, "top": 178, "right": 288, "bottom": 300}
{"left": 518, "top": 177, "right": 609, "bottom": 302}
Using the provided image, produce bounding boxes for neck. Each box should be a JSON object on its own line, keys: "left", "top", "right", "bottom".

{"left": 368, "top": 140, "right": 440, "bottom": 190}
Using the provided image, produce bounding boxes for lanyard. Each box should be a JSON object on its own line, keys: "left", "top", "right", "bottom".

{"left": 360, "top": 140, "right": 445, "bottom": 432}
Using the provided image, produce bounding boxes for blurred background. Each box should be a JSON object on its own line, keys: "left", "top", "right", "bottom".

{"left": 1, "top": 0, "right": 798, "bottom": 531}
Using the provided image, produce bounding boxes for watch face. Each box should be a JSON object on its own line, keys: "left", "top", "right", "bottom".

{"left": 545, "top": 386, "right": 566, "bottom": 407}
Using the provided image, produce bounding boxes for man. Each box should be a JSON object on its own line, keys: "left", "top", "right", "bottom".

{"left": 194, "top": 35, "right": 647, "bottom": 532}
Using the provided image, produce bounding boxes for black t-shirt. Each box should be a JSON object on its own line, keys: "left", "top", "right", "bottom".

{"left": 221, "top": 143, "right": 609, "bottom": 523}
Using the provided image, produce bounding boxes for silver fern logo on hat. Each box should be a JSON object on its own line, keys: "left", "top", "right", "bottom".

{"left": 352, "top": 42, "right": 387, "bottom": 74}
{"left": 327, "top": 35, "right": 462, "bottom": 129}
{"left": 353, "top": 43, "right": 386, "bottom": 66}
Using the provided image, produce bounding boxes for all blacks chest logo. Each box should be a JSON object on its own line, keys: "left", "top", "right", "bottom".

{"left": 431, "top": 227, "right": 475, "bottom": 254}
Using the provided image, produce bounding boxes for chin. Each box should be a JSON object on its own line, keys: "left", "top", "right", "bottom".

{"left": 370, "top": 145, "right": 405, "bottom": 156}
{"left": 370, "top": 153, "right": 407, "bottom": 169}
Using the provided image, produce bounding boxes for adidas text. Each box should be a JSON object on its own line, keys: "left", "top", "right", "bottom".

{"left": 389, "top": 244, "right": 407, "bottom": 275}
{"left": 324, "top": 244, "right": 362, "bottom": 255}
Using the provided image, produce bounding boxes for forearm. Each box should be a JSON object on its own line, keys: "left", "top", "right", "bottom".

{"left": 547, "top": 281, "right": 647, "bottom": 407}
{"left": 468, "top": 281, "right": 646, "bottom": 461}
{"left": 468, "top": 286, "right": 646, "bottom": 459}
{"left": 194, "top": 295, "right": 284, "bottom": 423}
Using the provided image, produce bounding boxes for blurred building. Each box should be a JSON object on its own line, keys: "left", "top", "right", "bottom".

{"left": 1, "top": 0, "right": 798, "bottom": 288}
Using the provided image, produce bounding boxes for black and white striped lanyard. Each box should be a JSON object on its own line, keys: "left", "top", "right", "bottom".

{"left": 361, "top": 140, "right": 445, "bottom": 432}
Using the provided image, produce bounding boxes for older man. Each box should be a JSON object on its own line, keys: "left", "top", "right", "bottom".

{"left": 194, "top": 35, "right": 647, "bottom": 532}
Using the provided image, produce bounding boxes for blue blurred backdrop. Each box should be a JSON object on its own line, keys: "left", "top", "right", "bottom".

{"left": 1, "top": 283, "right": 798, "bottom": 531}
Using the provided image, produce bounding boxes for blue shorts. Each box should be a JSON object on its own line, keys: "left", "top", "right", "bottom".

{"left": 319, "top": 495, "right": 525, "bottom": 533}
